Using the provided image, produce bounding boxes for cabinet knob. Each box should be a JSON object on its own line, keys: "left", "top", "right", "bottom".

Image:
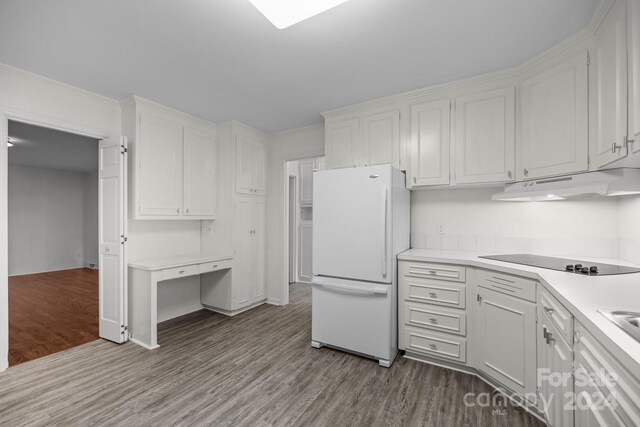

{"left": 428, "top": 292, "right": 437, "bottom": 298}
{"left": 523, "top": 168, "right": 529, "bottom": 177}
{"left": 186, "top": 208, "right": 189, "bottom": 214}
{"left": 507, "top": 170, "right": 513, "bottom": 179}
{"left": 177, "top": 208, "right": 180, "bottom": 214}
{"left": 429, "top": 318, "right": 438, "bottom": 324}
{"left": 543, "top": 306, "right": 554, "bottom": 314}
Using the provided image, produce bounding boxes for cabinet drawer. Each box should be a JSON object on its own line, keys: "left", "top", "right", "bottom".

{"left": 404, "top": 326, "right": 467, "bottom": 363}
{"left": 161, "top": 264, "right": 199, "bottom": 281}
{"left": 404, "top": 302, "right": 466, "bottom": 336}
{"left": 199, "top": 259, "right": 232, "bottom": 274}
{"left": 401, "top": 261, "right": 466, "bottom": 282}
{"left": 476, "top": 269, "right": 536, "bottom": 302}
{"left": 404, "top": 277, "right": 466, "bottom": 308}
{"left": 540, "top": 288, "right": 573, "bottom": 344}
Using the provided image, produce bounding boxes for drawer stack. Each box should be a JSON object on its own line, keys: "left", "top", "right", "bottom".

{"left": 399, "top": 261, "right": 468, "bottom": 364}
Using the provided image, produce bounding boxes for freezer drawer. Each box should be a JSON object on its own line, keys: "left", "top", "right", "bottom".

{"left": 312, "top": 278, "right": 394, "bottom": 362}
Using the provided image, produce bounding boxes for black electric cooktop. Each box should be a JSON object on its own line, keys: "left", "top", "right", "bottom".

{"left": 479, "top": 254, "right": 640, "bottom": 276}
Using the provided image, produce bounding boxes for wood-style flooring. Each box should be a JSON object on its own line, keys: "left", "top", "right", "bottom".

{"left": 8, "top": 268, "right": 99, "bottom": 366}
{"left": 0, "top": 283, "right": 543, "bottom": 426}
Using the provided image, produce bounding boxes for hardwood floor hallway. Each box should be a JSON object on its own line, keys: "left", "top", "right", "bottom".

{"left": 0, "top": 283, "right": 543, "bottom": 426}
{"left": 8, "top": 268, "right": 99, "bottom": 366}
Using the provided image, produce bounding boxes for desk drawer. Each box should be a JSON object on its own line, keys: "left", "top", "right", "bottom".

{"left": 404, "top": 326, "right": 467, "bottom": 363}
{"left": 161, "top": 264, "right": 199, "bottom": 281}
{"left": 476, "top": 269, "right": 536, "bottom": 302}
{"left": 401, "top": 261, "right": 466, "bottom": 282}
{"left": 404, "top": 277, "right": 466, "bottom": 309}
{"left": 199, "top": 259, "right": 232, "bottom": 274}
{"left": 404, "top": 302, "right": 466, "bottom": 336}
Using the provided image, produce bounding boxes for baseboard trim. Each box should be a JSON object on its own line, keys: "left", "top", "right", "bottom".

{"left": 8, "top": 266, "right": 87, "bottom": 277}
{"left": 202, "top": 300, "right": 266, "bottom": 317}
{"left": 129, "top": 338, "right": 160, "bottom": 351}
{"left": 266, "top": 298, "right": 281, "bottom": 305}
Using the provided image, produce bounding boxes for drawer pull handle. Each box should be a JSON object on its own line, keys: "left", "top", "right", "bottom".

{"left": 428, "top": 270, "right": 437, "bottom": 275}
{"left": 213, "top": 264, "right": 218, "bottom": 268}
{"left": 429, "top": 292, "right": 437, "bottom": 298}
{"left": 544, "top": 307, "right": 554, "bottom": 314}
{"left": 179, "top": 270, "right": 185, "bottom": 274}
{"left": 429, "top": 343, "right": 438, "bottom": 351}
{"left": 429, "top": 318, "right": 438, "bottom": 324}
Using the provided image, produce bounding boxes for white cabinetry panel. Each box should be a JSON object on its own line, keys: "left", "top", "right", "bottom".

{"left": 361, "top": 110, "right": 400, "bottom": 167}
{"left": 410, "top": 99, "right": 451, "bottom": 186}
{"left": 298, "top": 222, "right": 313, "bottom": 281}
{"left": 299, "top": 159, "right": 314, "bottom": 206}
{"left": 455, "top": 87, "right": 515, "bottom": 184}
{"left": 326, "top": 118, "right": 359, "bottom": 169}
{"left": 594, "top": 0, "right": 628, "bottom": 167}
{"left": 183, "top": 126, "right": 216, "bottom": 217}
{"left": 630, "top": 0, "right": 640, "bottom": 152}
{"left": 519, "top": 52, "right": 589, "bottom": 179}
{"left": 138, "top": 115, "right": 183, "bottom": 216}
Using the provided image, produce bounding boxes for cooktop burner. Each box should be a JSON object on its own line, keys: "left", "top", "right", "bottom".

{"left": 479, "top": 254, "right": 640, "bottom": 276}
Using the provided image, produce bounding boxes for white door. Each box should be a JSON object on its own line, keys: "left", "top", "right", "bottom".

{"left": 410, "top": 99, "right": 451, "bottom": 187}
{"left": 313, "top": 165, "right": 391, "bottom": 283}
{"left": 519, "top": 52, "right": 589, "bottom": 179}
{"left": 251, "top": 197, "right": 266, "bottom": 302}
{"left": 183, "top": 126, "right": 216, "bottom": 217}
{"left": 235, "top": 135, "right": 253, "bottom": 195}
{"left": 298, "top": 159, "right": 314, "bottom": 205}
{"left": 233, "top": 196, "right": 251, "bottom": 308}
{"left": 98, "top": 137, "right": 127, "bottom": 343}
{"left": 455, "top": 87, "right": 515, "bottom": 184}
{"left": 630, "top": 0, "right": 640, "bottom": 152}
{"left": 361, "top": 110, "right": 400, "bottom": 168}
{"left": 326, "top": 118, "right": 360, "bottom": 169}
{"left": 298, "top": 222, "right": 313, "bottom": 281}
{"left": 594, "top": 0, "right": 628, "bottom": 167}
{"left": 252, "top": 141, "right": 266, "bottom": 196}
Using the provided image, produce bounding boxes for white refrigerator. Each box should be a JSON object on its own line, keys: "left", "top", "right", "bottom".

{"left": 311, "top": 165, "right": 410, "bottom": 367}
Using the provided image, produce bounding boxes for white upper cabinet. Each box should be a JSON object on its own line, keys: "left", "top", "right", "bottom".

{"left": 593, "top": 0, "right": 629, "bottom": 167}
{"left": 122, "top": 97, "right": 217, "bottom": 220}
{"left": 410, "top": 99, "right": 451, "bottom": 186}
{"left": 137, "top": 114, "right": 184, "bottom": 217}
{"left": 519, "top": 52, "right": 589, "bottom": 180}
{"left": 361, "top": 110, "right": 400, "bottom": 167}
{"left": 299, "top": 158, "right": 315, "bottom": 206}
{"left": 628, "top": 0, "right": 640, "bottom": 153}
{"left": 183, "top": 126, "right": 216, "bottom": 217}
{"left": 454, "top": 87, "right": 515, "bottom": 184}
{"left": 324, "top": 110, "right": 401, "bottom": 170}
{"left": 326, "top": 118, "right": 359, "bottom": 169}
{"left": 235, "top": 134, "right": 266, "bottom": 196}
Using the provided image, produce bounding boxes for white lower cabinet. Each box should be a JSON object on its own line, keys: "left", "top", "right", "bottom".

{"left": 298, "top": 222, "right": 313, "bottom": 281}
{"left": 475, "top": 284, "right": 537, "bottom": 399}
{"left": 537, "top": 289, "right": 574, "bottom": 427}
{"left": 233, "top": 195, "right": 266, "bottom": 309}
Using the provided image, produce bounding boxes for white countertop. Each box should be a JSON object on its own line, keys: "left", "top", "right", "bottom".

{"left": 398, "top": 249, "right": 640, "bottom": 377}
{"left": 128, "top": 254, "right": 232, "bottom": 271}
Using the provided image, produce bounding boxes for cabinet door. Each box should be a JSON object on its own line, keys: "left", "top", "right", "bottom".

{"left": 235, "top": 135, "right": 254, "bottom": 195}
{"left": 410, "top": 99, "right": 451, "bottom": 186}
{"left": 233, "top": 197, "right": 252, "bottom": 308}
{"left": 326, "top": 118, "right": 360, "bottom": 169}
{"left": 299, "top": 159, "right": 314, "bottom": 206}
{"left": 630, "top": 0, "right": 640, "bottom": 153}
{"left": 361, "top": 110, "right": 400, "bottom": 168}
{"left": 476, "top": 288, "right": 537, "bottom": 398}
{"left": 138, "top": 115, "right": 183, "bottom": 216}
{"left": 298, "top": 222, "right": 313, "bottom": 281}
{"left": 314, "top": 157, "right": 326, "bottom": 171}
{"left": 252, "top": 141, "right": 266, "bottom": 196}
{"left": 251, "top": 197, "right": 266, "bottom": 302}
{"left": 455, "top": 87, "right": 515, "bottom": 184}
{"left": 183, "top": 126, "right": 216, "bottom": 217}
{"left": 520, "top": 52, "right": 589, "bottom": 179}
{"left": 538, "top": 313, "right": 574, "bottom": 427}
{"left": 594, "top": 0, "right": 628, "bottom": 167}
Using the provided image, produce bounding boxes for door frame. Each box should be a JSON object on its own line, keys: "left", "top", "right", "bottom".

{"left": 0, "top": 110, "right": 121, "bottom": 371}
{"left": 288, "top": 174, "right": 298, "bottom": 283}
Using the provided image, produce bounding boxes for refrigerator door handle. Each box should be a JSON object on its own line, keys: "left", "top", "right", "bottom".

{"left": 314, "top": 281, "right": 388, "bottom": 295}
{"left": 381, "top": 187, "right": 388, "bottom": 278}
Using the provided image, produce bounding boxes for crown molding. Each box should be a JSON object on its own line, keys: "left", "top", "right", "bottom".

{"left": 120, "top": 95, "right": 217, "bottom": 129}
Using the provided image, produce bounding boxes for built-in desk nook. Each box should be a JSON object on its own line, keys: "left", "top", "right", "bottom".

{"left": 128, "top": 254, "right": 233, "bottom": 349}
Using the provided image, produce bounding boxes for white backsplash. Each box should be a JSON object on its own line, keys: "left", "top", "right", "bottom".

{"left": 411, "top": 187, "right": 640, "bottom": 263}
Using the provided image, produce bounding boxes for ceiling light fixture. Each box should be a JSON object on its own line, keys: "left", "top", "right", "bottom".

{"left": 249, "top": 0, "right": 350, "bottom": 29}
{"left": 7, "top": 137, "right": 13, "bottom": 147}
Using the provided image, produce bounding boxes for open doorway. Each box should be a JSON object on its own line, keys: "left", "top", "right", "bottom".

{"left": 286, "top": 156, "right": 324, "bottom": 286}
{"left": 7, "top": 121, "right": 100, "bottom": 366}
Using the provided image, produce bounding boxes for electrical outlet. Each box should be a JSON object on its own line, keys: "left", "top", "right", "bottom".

{"left": 436, "top": 222, "right": 446, "bottom": 234}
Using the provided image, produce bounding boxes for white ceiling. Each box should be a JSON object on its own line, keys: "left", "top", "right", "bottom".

{"left": 0, "top": 0, "right": 601, "bottom": 133}
{"left": 8, "top": 121, "right": 98, "bottom": 173}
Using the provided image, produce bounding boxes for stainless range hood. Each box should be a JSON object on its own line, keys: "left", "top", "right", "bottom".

{"left": 492, "top": 168, "right": 640, "bottom": 201}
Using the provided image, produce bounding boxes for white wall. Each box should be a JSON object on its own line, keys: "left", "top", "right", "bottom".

{"left": 618, "top": 196, "right": 640, "bottom": 264}
{"left": 266, "top": 124, "right": 325, "bottom": 305}
{"left": 8, "top": 165, "right": 87, "bottom": 275}
{"left": 411, "top": 188, "right": 624, "bottom": 259}
{"left": 83, "top": 170, "right": 99, "bottom": 268}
